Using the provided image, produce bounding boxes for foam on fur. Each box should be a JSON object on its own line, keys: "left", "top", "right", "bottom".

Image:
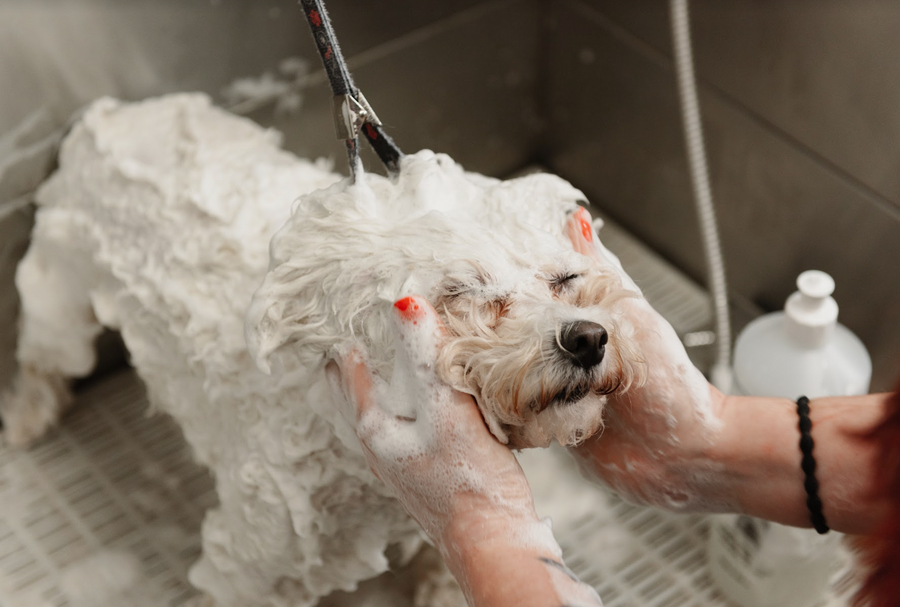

{"left": 8, "top": 95, "right": 426, "bottom": 606}
{"left": 246, "top": 149, "right": 645, "bottom": 448}
{"left": 6, "top": 93, "right": 645, "bottom": 605}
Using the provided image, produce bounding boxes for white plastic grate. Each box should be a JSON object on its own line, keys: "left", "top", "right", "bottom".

{"left": 0, "top": 372, "right": 215, "bottom": 607}
{"left": 0, "top": 211, "right": 855, "bottom": 607}
{"left": 557, "top": 493, "right": 856, "bottom": 607}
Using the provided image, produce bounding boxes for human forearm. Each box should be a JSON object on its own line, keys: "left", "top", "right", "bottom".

{"left": 576, "top": 383, "right": 890, "bottom": 535}
{"left": 440, "top": 502, "right": 603, "bottom": 607}
{"left": 711, "top": 393, "right": 889, "bottom": 535}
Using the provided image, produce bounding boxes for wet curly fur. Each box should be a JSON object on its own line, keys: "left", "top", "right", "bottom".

{"left": 2, "top": 94, "right": 645, "bottom": 606}
{"left": 435, "top": 266, "right": 644, "bottom": 447}
{"left": 245, "top": 152, "right": 647, "bottom": 450}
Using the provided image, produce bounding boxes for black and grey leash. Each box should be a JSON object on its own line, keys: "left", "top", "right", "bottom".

{"left": 299, "top": 0, "right": 403, "bottom": 178}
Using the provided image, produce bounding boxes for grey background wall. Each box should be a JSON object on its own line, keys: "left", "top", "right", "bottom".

{"left": 543, "top": 0, "right": 900, "bottom": 390}
{"left": 1, "top": 0, "right": 898, "bottom": 392}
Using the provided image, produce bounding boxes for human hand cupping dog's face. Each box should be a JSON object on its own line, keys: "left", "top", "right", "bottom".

{"left": 325, "top": 296, "right": 540, "bottom": 548}
{"left": 565, "top": 207, "right": 730, "bottom": 513}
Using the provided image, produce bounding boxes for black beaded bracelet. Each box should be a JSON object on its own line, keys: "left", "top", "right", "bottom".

{"left": 796, "top": 396, "right": 830, "bottom": 534}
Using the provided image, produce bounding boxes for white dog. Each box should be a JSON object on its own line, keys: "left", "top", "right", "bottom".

{"left": 1, "top": 94, "right": 645, "bottom": 606}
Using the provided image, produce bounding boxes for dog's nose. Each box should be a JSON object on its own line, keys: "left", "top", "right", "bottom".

{"left": 559, "top": 321, "right": 608, "bottom": 369}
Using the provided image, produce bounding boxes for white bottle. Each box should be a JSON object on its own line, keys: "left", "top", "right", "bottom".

{"left": 707, "top": 270, "right": 871, "bottom": 607}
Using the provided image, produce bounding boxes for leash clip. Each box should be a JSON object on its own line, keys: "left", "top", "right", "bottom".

{"left": 332, "top": 91, "right": 381, "bottom": 140}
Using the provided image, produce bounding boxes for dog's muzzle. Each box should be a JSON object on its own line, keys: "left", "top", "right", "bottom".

{"left": 559, "top": 320, "right": 608, "bottom": 369}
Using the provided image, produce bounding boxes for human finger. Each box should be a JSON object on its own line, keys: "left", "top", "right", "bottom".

{"left": 389, "top": 295, "right": 489, "bottom": 431}
{"left": 565, "top": 207, "right": 601, "bottom": 259}
{"left": 326, "top": 346, "right": 378, "bottom": 423}
{"left": 390, "top": 295, "right": 445, "bottom": 377}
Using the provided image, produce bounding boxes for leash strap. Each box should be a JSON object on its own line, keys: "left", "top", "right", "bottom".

{"left": 299, "top": 0, "right": 403, "bottom": 177}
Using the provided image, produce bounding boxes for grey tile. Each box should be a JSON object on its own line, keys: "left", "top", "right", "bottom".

{"left": 547, "top": 1, "right": 900, "bottom": 390}
{"left": 0, "top": 0, "right": 500, "bottom": 141}
{"left": 569, "top": 0, "right": 900, "bottom": 208}
{"left": 0, "top": 0, "right": 318, "bottom": 136}
{"left": 317, "top": 0, "right": 492, "bottom": 57}
{"left": 578, "top": 0, "right": 673, "bottom": 55}
{"left": 0, "top": 112, "right": 60, "bottom": 205}
{"left": 696, "top": 1, "right": 900, "bottom": 208}
{"left": 253, "top": 0, "right": 542, "bottom": 178}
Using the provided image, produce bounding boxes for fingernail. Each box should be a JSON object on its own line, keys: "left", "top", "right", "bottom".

{"left": 394, "top": 296, "right": 426, "bottom": 324}
{"left": 577, "top": 208, "right": 593, "bottom": 242}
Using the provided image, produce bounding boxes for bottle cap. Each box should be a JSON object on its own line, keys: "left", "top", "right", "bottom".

{"left": 785, "top": 270, "right": 838, "bottom": 346}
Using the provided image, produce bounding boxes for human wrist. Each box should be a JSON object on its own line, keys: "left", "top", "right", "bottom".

{"left": 710, "top": 395, "right": 808, "bottom": 522}
{"left": 439, "top": 492, "right": 557, "bottom": 575}
{"left": 440, "top": 491, "right": 541, "bottom": 552}
{"left": 441, "top": 496, "right": 570, "bottom": 606}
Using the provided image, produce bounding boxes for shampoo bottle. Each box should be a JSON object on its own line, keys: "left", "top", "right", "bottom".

{"left": 706, "top": 270, "right": 871, "bottom": 607}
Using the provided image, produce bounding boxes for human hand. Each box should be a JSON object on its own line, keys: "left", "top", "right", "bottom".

{"left": 326, "top": 295, "right": 540, "bottom": 550}
{"left": 329, "top": 294, "right": 606, "bottom": 607}
{"left": 565, "top": 208, "right": 731, "bottom": 512}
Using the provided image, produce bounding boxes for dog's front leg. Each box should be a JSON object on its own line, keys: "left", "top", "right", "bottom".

{"left": 1, "top": 217, "right": 103, "bottom": 445}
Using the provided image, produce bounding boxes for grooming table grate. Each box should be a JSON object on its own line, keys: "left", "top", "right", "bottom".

{"left": 0, "top": 373, "right": 215, "bottom": 607}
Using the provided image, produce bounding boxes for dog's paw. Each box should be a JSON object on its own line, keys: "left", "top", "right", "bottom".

{"left": 0, "top": 366, "right": 72, "bottom": 447}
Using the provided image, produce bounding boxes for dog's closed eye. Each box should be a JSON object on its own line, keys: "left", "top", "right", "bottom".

{"left": 549, "top": 273, "right": 581, "bottom": 295}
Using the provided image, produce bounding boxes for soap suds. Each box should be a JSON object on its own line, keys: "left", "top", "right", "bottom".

{"left": 519, "top": 447, "right": 639, "bottom": 574}
{"left": 223, "top": 56, "right": 309, "bottom": 116}
{"left": 8, "top": 93, "right": 645, "bottom": 606}
{"left": 59, "top": 550, "right": 160, "bottom": 607}
{"left": 13, "top": 94, "right": 426, "bottom": 607}
{"left": 246, "top": 146, "right": 647, "bottom": 449}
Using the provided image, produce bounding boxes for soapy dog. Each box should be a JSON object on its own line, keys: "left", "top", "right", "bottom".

{"left": 1, "top": 94, "right": 646, "bottom": 606}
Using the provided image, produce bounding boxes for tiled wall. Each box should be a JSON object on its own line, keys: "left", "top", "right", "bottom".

{"left": 544, "top": 0, "right": 900, "bottom": 390}
{"left": 2, "top": 0, "right": 898, "bottom": 391}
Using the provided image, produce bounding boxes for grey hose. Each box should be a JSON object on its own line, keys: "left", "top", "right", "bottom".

{"left": 670, "top": 0, "right": 733, "bottom": 391}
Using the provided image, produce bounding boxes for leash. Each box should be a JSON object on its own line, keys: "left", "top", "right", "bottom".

{"left": 299, "top": 0, "right": 404, "bottom": 179}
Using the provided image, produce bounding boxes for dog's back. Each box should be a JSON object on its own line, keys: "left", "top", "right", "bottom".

{"left": 4, "top": 95, "right": 438, "bottom": 607}
{"left": 34, "top": 93, "right": 335, "bottom": 349}
{"left": 7, "top": 94, "right": 337, "bottom": 438}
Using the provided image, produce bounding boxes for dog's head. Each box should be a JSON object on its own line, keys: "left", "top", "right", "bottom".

{"left": 247, "top": 151, "right": 645, "bottom": 448}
